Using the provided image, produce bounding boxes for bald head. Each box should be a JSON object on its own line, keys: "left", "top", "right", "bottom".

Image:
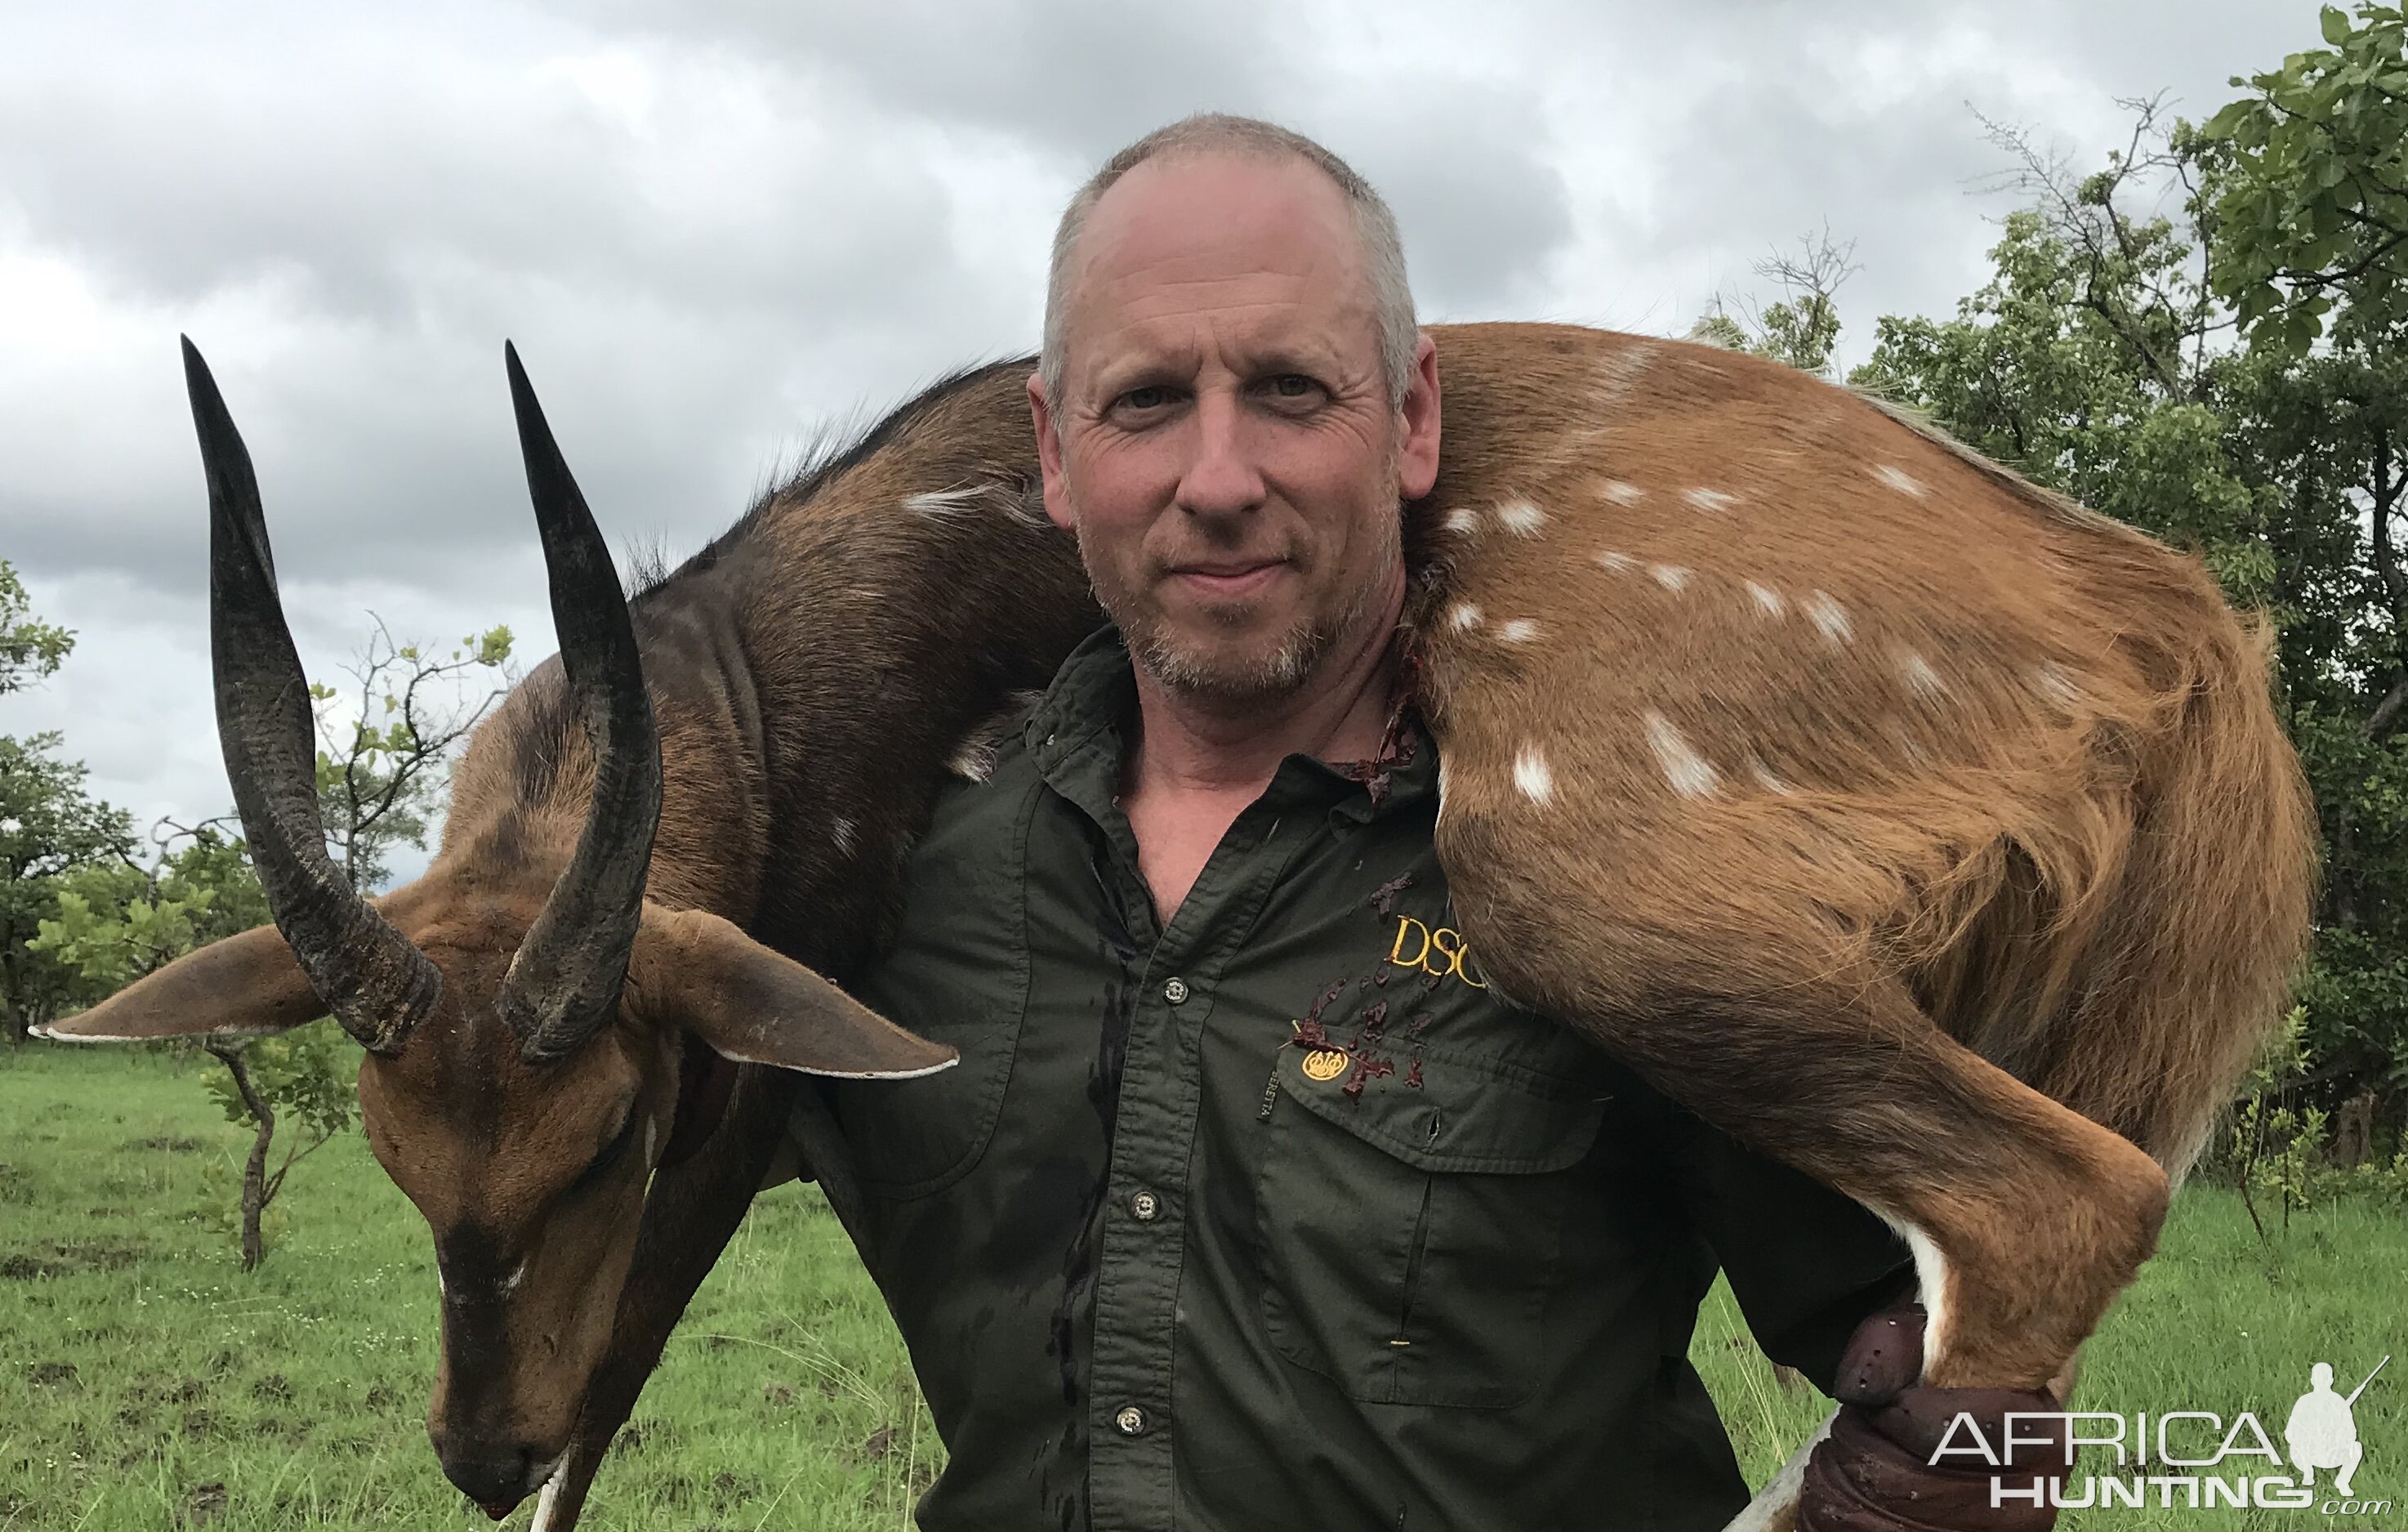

{"left": 1041, "top": 114, "right": 1418, "bottom": 413}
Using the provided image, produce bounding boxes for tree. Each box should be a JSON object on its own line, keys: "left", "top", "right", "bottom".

{"left": 1689, "top": 225, "right": 1862, "bottom": 377}
{"left": 0, "top": 734, "right": 135, "bottom": 1043}
{"left": 2202, "top": 3, "right": 2408, "bottom": 356}
{"left": 0, "top": 560, "right": 74, "bottom": 697}
{"left": 315, "top": 619, "right": 515, "bottom": 888}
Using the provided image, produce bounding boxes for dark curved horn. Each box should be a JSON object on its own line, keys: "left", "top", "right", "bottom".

{"left": 495, "top": 343, "right": 662, "bottom": 1063}
{"left": 185, "top": 337, "right": 441, "bottom": 1054}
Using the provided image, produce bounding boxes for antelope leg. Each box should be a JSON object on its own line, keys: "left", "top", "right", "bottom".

{"left": 533, "top": 1063, "right": 800, "bottom": 1530}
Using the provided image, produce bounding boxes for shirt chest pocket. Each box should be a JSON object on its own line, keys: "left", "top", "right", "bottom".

{"left": 1254, "top": 1038, "right": 1608, "bottom": 1409}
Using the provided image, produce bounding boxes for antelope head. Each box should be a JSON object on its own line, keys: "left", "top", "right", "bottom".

{"left": 38, "top": 342, "right": 952, "bottom": 1516}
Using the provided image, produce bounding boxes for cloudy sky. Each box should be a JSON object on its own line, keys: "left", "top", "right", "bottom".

{"left": 1, "top": 0, "right": 2319, "bottom": 875}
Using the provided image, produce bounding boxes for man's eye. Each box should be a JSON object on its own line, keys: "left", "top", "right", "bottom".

{"left": 1118, "top": 386, "right": 1175, "bottom": 412}
{"left": 1272, "top": 374, "right": 1318, "bottom": 398}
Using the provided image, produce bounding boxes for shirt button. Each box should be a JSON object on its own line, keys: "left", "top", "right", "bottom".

{"left": 1114, "top": 1405, "right": 1149, "bottom": 1436}
{"left": 1130, "top": 1190, "right": 1160, "bottom": 1222}
{"left": 1162, "top": 976, "right": 1189, "bottom": 1005}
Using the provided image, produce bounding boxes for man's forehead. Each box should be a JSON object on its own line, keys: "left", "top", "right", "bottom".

{"left": 1064, "top": 152, "right": 1373, "bottom": 372}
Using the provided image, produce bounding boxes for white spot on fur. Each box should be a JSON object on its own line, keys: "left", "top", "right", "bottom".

{"left": 905, "top": 484, "right": 993, "bottom": 520}
{"left": 1443, "top": 506, "right": 1480, "bottom": 535}
{"left": 1683, "top": 487, "right": 1738, "bottom": 513}
{"left": 1745, "top": 580, "right": 1786, "bottom": 617}
{"left": 1805, "top": 590, "right": 1853, "bottom": 644}
{"left": 1496, "top": 618, "right": 1541, "bottom": 644}
{"left": 2032, "top": 662, "right": 2082, "bottom": 712}
{"left": 1875, "top": 1213, "right": 1951, "bottom": 1378}
{"left": 1512, "top": 746, "right": 1554, "bottom": 804}
{"left": 948, "top": 735, "right": 1001, "bottom": 782}
{"left": 1873, "top": 464, "right": 1928, "bottom": 498}
{"left": 1496, "top": 499, "right": 1546, "bottom": 536}
{"left": 1594, "top": 549, "right": 1634, "bottom": 573}
{"left": 1897, "top": 650, "right": 1948, "bottom": 702}
{"left": 1598, "top": 479, "right": 1645, "bottom": 506}
{"left": 499, "top": 1260, "right": 528, "bottom": 1297}
{"left": 1746, "top": 757, "right": 1796, "bottom": 796}
{"left": 1643, "top": 711, "right": 1721, "bottom": 798}
{"left": 1449, "top": 601, "right": 1483, "bottom": 632}
{"left": 1649, "top": 564, "right": 1692, "bottom": 592}
{"left": 829, "top": 815, "right": 857, "bottom": 855}
{"left": 643, "top": 1115, "right": 659, "bottom": 1168}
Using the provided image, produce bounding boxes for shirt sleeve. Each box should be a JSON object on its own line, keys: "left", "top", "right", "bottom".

{"left": 1671, "top": 1109, "right": 1917, "bottom": 1392}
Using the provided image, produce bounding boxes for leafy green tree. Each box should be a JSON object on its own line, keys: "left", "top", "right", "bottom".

{"left": 0, "top": 734, "right": 135, "bottom": 1043}
{"left": 2202, "top": 3, "right": 2408, "bottom": 356}
{"left": 0, "top": 560, "right": 74, "bottom": 696}
{"left": 1690, "top": 226, "right": 1860, "bottom": 377}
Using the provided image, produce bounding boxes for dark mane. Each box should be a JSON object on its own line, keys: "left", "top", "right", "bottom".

{"left": 631, "top": 354, "right": 1037, "bottom": 604}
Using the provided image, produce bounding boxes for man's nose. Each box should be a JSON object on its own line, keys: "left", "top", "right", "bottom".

{"left": 1175, "top": 391, "right": 1265, "bottom": 518}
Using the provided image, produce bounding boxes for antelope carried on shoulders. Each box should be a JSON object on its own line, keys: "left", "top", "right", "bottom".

{"left": 44, "top": 322, "right": 2315, "bottom": 1528}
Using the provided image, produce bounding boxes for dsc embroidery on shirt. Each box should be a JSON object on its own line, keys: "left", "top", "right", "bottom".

{"left": 1385, "top": 915, "right": 1489, "bottom": 989}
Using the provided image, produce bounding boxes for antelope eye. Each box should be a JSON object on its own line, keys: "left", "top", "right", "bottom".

{"left": 569, "top": 1109, "right": 642, "bottom": 1193}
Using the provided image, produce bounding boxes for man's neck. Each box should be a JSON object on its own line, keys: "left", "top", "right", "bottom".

{"left": 1112, "top": 570, "right": 1409, "bottom": 926}
{"left": 1122, "top": 583, "right": 1407, "bottom": 803}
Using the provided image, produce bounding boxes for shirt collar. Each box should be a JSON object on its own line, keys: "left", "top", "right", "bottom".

{"left": 1023, "top": 624, "right": 1437, "bottom": 826}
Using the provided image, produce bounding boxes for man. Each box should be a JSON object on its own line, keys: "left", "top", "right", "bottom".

{"left": 811, "top": 114, "right": 2045, "bottom": 1531}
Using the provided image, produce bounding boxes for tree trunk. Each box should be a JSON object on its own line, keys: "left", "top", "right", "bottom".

{"left": 207, "top": 1041, "right": 275, "bottom": 1271}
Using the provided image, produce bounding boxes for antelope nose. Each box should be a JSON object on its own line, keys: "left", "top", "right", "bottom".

{"left": 435, "top": 1442, "right": 541, "bottom": 1516}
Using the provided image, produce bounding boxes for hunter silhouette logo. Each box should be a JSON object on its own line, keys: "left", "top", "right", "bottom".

{"left": 1926, "top": 1354, "right": 2391, "bottom": 1515}
{"left": 2288, "top": 1357, "right": 2385, "bottom": 1498}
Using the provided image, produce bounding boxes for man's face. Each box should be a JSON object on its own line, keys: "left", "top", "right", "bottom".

{"left": 1032, "top": 152, "right": 1440, "bottom": 704}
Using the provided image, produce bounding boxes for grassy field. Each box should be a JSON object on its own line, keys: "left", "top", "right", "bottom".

{"left": 3, "top": 1045, "right": 2401, "bottom": 1530}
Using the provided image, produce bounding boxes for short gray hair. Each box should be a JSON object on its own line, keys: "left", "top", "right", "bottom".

{"left": 1040, "top": 114, "right": 1419, "bottom": 413}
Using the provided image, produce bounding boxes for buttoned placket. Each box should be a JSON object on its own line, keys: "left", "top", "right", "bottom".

{"left": 1038, "top": 721, "right": 1337, "bottom": 1532}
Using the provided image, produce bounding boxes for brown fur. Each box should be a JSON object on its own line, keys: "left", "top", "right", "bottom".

{"left": 48, "top": 324, "right": 2314, "bottom": 1518}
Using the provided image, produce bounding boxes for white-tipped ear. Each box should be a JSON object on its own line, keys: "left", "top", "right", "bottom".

{"left": 628, "top": 907, "right": 955, "bottom": 1080}
{"left": 37, "top": 923, "right": 327, "bottom": 1043}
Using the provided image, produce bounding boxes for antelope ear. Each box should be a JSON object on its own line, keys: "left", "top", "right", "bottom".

{"left": 631, "top": 907, "right": 957, "bottom": 1080}
{"left": 36, "top": 924, "right": 328, "bottom": 1043}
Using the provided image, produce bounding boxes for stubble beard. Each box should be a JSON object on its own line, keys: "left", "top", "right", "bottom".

{"left": 1086, "top": 500, "right": 1403, "bottom": 709}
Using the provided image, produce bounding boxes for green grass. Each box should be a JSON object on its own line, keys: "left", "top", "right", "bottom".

{"left": 4, "top": 1046, "right": 2402, "bottom": 1530}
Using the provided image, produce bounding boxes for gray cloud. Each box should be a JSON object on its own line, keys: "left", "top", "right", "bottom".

{"left": 0, "top": 0, "right": 2332, "bottom": 840}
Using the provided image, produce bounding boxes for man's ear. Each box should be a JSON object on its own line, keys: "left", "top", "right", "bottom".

{"left": 37, "top": 923, "right": 328, "bottom": 1043}
{"left": 1028, "top": 368, "right": 1077, "bottom": 534}
{"left": 629, "top": 907, "right": 957, "bottom": 1079}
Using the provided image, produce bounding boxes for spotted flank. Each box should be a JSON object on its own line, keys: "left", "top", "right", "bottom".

{"left": 1594, "top": 549, "right": 1635, "bottom": 573}
{"left": 1449, "top": 601, "right": 1483, "bottom": 632}
{"left": 1443, "top": 506, "right": 1481, "bottom": 535}
{"left": 1745, "top": 580, "right": 1786, "bottom": 617}
{"left": 1597, "top": 479, "right": 1645, "bottom": 506}
{"left": 1649, "top": 564, "right": 1692, "bottom": 593}
{"left": 1643, "top": 711, "right": 1721, "bottom": 798}
{"left": 1682, "top": 487, "right": 1738, "bottom": 513}
{"left": 1496, "top": 499, "right": 1548, "bottom": 536}
{"left": 1512, "top": 746, "right": 1554, "bottom": 804}
{"left": 1746, "top": 757, "right": 1796, "bottom": 796}
{"left": 1804, "top": 590, "right": 1853, "bottom": 644}
{"left": 1496, "top": 618, "right": 1541, "bottom": 644}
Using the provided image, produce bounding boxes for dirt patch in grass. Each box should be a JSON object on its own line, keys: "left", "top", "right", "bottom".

{"left": 26, "top": 1360, "right": 79, "bottom": 1387}
{"left": 0, "top": 1235, "right": 150, "bottom": 1278}
{"left": 131, "top": 1135, "right": 208, "bottom": 1154}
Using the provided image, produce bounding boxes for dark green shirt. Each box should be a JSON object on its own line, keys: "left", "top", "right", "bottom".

{"left": 810, "top": 626, "right": 1910, "bottom": 1532}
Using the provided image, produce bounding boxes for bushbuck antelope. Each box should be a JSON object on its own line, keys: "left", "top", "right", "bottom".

{"left": 45, "top": 322, "right": 2314, "bottom": 1530}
